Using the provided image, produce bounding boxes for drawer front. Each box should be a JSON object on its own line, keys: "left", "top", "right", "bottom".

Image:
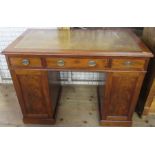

{"left": 46, "top": 58, "right": 108, "bottom": 70}
{"left": 111, "top": 59, "right": 146, "bottom": 70}
{"left": 9, "top": 57, "right": 42, "bottom": 68}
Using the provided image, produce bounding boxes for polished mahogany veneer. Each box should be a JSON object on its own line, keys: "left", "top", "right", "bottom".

{"left": 2, "top": 29, "right": 153, "bottom": 126}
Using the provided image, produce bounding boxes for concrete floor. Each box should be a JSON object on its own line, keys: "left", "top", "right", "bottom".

{"left": 0, "top": 84, "right": 155, "bottom": 127}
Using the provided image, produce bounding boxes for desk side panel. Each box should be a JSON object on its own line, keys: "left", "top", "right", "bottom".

{"left": 100, "top": 72, "right": 145, "bottom": 126}
{"left": 10, "top": 69, "right": 58, "bottom": 124}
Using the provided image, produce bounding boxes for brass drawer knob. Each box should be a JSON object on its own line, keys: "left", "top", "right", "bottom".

{"left": 22, "top": 59, "right": 30, "bottom": 66}
{"left": 88, "top": 60, "right": 96, "bottom": 67}
{"left": 57, "top": 59, "right": 65, "bottom": 67}
{"left": 123, "top": 61, "right": 134, "bottom": 66}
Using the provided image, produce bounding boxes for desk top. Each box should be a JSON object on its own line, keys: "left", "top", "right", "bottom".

{"left": 3, "top": 29, "right": 153, "bottom": 57}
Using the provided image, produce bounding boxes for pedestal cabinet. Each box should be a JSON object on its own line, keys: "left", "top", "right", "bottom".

{"left": 11, "top": 70, "right": 61, "bottom": 124}
{"left": 99, "top": 72, "right": 145, "bottom": 126}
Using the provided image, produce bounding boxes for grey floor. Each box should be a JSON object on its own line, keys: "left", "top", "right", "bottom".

{"left": 0, "top": 84, "right": 155, "bottom": 127}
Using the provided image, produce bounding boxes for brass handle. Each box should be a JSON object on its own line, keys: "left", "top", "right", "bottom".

{"left": 57, "top": 59, "right": 65, "bottom": 67}
{"left": 123, "top": 61, "right": 134, "bottom": 66}
{"left": 22, "top": 59, "right": 30, "bottom": 66}
{"left": 88, "top": 60, "right": 96, "bottom": 67}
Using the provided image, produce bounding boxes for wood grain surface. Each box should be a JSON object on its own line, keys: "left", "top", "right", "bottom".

{"left": 2, "top": 29, "right": 153, "bottom": 57}
{"left": 3, "top": 29, "right": 153, "bottom": 126}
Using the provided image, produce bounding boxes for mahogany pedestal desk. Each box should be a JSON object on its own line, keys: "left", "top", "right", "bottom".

{"left": 2, "top": 29, "right": 153, "bottom": 126}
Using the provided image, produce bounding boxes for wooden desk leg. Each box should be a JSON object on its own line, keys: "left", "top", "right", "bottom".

{"left": 11, "top": 70, "right": 61, "bottom": 125}
{"left": 98, "top": 72, "right": 145, "bottom": 127}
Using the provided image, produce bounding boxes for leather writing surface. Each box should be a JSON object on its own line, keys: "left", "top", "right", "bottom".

{"left": 14, "top": 29, "right": 141, "bottom": 51}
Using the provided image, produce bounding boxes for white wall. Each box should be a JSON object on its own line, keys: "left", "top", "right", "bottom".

{"left": 0, "top": 27, "right": 27, "bottom": 83}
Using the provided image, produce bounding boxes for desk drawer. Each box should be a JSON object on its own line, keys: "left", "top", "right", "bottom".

{"left": 46, "top": 58, "right": 108, "bottom": 70}
{"left": 111, "top": 59, "right": 146, "bottom": 70}
{"left": 9, "top": 57, "right": 42, "bottom": 68}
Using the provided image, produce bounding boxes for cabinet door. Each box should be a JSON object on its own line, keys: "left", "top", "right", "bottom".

{"left": 101, "top": 72, "right": 145, "bottom": 123}
{"left": 11, "top": 70, "right": 52, "bottom": 118}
